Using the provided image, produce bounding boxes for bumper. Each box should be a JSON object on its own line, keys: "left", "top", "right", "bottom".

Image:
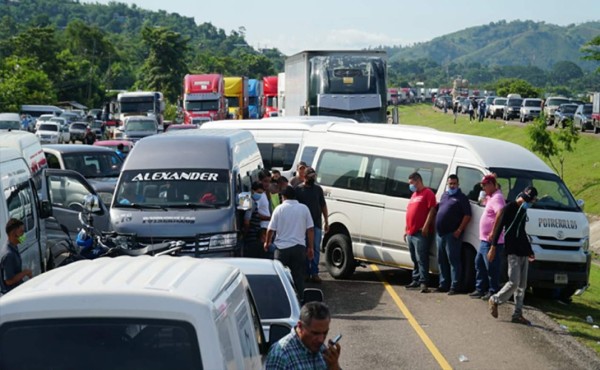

{"left": 527, "top": 253, "right": 591, "bottom": 289}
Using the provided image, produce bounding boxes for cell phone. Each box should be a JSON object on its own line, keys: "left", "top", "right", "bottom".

{"left": 329, "top": 334, "right": 342, "bottom": 345}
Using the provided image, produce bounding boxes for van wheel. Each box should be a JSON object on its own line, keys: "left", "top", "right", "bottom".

{"left": 325, "top": 234, "right": 355, "bottom": 279}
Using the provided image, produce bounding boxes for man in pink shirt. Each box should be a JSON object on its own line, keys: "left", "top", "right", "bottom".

{"left": 404, "top": 172, "right": 437, "bottom": 293}
{"left": 469, "top": 174, "right": 505, "bottom": 300}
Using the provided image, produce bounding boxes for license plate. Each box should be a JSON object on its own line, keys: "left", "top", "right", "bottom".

{"left": 554, "top": 273, "right": 568, "bottom": 285}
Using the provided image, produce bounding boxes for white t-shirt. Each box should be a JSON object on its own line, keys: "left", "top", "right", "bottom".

{"left": 268, "top": 200, "right": 314, "bottom": 249}
{"left": 257, "top": 192, "right": 271, "bottom": 228}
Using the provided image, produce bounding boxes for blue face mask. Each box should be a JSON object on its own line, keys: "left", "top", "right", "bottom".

{"left": 252, "top": 193, "right": 262, "bottom": 201}
{"left": 522, "top": 202, "right": 531, "bottom": 209}
{"left": 409, "top": 184, "right": 417, "bottom": 193}
{"left": 447, "top": 188, "right": 458, "bottom": 196}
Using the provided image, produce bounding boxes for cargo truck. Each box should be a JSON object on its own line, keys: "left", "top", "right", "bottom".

{"left": 284, "top": 50, "right": 387, "bottom": 123}
{"left": 224, "top": 76, "right": 249, "bottom": 120}
{"left": 183, "top": 74, "right": 227, "bottom": 125}
{"left": 277, "top": 72, "right": 285, "bottom": 117}
{"left": 262, "top": 75, "right": 278, "bottom": 118}
{"left": 247, "top": 79, "right": 263, "bottom": 119}
{"left": 117, "top": 91, "right": 165, "bottom": 130}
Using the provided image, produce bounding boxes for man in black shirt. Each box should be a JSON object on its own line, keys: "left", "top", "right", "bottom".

{"left": 1, "top": 218, "right": 32, "bottom": 294}
{"left": 488, "top": 186, "right": 538, "bottom": 325}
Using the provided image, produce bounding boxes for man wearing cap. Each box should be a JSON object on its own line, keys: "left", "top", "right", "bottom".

{"left": 296, "top": 167, "right": 328, "bottom": 283}
{"left": 470, "top": 174, "right": 505, "bottom": 300}
{"left": 265, "top": 186, "right": 315, "bottom": 294}
{"left": 290, "top": 162, "right": 307, "bottom": 188}
{"left": 488, "top": 186, "right": 538, "bottom": 325}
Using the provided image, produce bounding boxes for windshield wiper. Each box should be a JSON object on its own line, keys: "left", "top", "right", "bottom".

{"left": 118, "top": 203, "right": 168, "bottom": 211}
{"left": 167, "top": 203, "right": 218, "bottom": 209}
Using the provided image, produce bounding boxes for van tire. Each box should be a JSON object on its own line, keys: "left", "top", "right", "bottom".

{"left": 325, "top": 234, "right": 355, "bottom": 279}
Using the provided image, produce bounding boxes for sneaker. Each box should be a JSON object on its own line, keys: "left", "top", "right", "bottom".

{"left": 511, "top": 316, "right": 531, "bottom": 326}
{"left": 468, "top": 290, "right": 484, "bottom": 298}
{"left": 310, "top": 275, "right": 322, "bottom": 284}
{"left": 481, "top": 292, "right": 492, "bottom": 301}
{"left": 405, "top": 281, "right": 420, "bottom": 289}
{"left": 434, "top": 287, "right": 449, "bottom": 293}
{"left": 420, "top": 284, "right": 430, "bottom": 293}
{"left": 447, "top": 289, "right": 457, "bottom": 296}
{"left": 488, "top": 298, "right": 498, "bottom": 318}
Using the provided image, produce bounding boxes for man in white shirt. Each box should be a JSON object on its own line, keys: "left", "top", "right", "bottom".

{"left": 265, "top": 186, "right": 314, "bottom": 294}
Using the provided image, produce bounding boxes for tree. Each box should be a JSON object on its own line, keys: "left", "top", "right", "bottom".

{"left": 138, "top": 26, "right": 190, "bottom": 102}
{"left": 11, "top": 26, "right": 61, "bottom": 84}
{"left": 495, "top": 78, "right": 540, "bottom": 98}
{"left": 526, "top": 116, "right": 579, "bottom": 179}
{"left": 581, "top": 35, "right": 600, "bottom": 73}
{"left": 550, "top": 61, "right": 583, "bottom": 85}
{"left": 0, "top": 56, "right": 56, "bottom": 111}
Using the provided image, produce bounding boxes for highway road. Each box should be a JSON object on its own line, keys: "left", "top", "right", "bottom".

{"left": 307, "top": 262, "right": 600, "bottom": 370}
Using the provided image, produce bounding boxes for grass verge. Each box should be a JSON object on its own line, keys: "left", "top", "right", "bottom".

{"left": 528, "top": 264, "right": 600, "bottom": 356}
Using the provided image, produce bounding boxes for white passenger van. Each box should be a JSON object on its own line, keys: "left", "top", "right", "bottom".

{"left": 19, "top": 104, "right": 63, "bottom": 119}
{"left": 201, "top": 116, "right": 357, "bottom": 179}
{"left": 303, "top": 123, "right": 590, "bottom": 298}
{"left": 110, "top": 129, "right": 262, "bottom": 256}
{"left": 0, "top": 256, "right": 270, "bottom": 369}
{"left": 0, "top": 131, "right": 47, "bottom": 189}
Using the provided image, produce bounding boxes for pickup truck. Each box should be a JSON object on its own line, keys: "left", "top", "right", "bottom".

{"left": 489, "top": 97, "right": 507, "bottom": 119}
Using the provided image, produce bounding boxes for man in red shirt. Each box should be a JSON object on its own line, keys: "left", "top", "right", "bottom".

{"left": 404, "top": 172, "right": 437, "bottom": 293}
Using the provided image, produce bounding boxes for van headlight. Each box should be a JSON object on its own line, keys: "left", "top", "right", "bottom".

{"left": 209, "top": 233, "right": 237, "bottom": 249}
{"left": 582, "top": 237, "right": 589, "bottom": 251}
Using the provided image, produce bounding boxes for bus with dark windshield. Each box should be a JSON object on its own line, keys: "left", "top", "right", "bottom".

{"left": 284, "top": 50, "right": 387, "bottom": 123}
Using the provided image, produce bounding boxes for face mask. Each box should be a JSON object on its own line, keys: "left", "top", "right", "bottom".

{"left": 409, "top": 184, "right": 417, "bottom": 193}
{"left": 17, "top": 234, "right": 26, "bottom": 244}
{"left": 252, "top": 193, "right": 262, "bottom": 201}
{"left": 447, "top": 188, "right": 458, "bottom": 196}
{"left": 522, "top": 202, "right": 531, "bottom": 210}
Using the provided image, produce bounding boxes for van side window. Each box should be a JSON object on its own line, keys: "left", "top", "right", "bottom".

{"left": 367, "top": 157, "right": 390, "bottom": 194}
{"left": 456, "top": 167, "right": 485, "bottom": 201}
{"left": 300, "top": 146, "right": 318, "bottom": 167}
{"left": 317, "top": 150, "right": 368, "bottom": 190}
{"left": 257, "top": 143, "right": 298, "bottom": 171}
{"left": 45, "top": 153, "right": 61, "bottom": 169}
{"left": 386, "top": 159, "right": 447, "bottom": 198}
{"left": 4, "top": 181, "right": 35, "bottom": 232}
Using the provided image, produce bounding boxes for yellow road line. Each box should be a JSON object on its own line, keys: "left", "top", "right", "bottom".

{"left": 371, "top": 264, "right": 453, "bottom": 370}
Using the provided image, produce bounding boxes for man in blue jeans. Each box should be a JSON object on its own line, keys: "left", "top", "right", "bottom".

{"left": 470, "top": 175, "right": 505, "bottom": 300}
{"left": 434, "top": 175, "right": 471, "bottom": 295}
{"left": 295, "top": 167, "right": 328, "bottom": 284}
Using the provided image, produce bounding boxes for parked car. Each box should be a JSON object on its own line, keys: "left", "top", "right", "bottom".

{"left": 90, "top": 119, "right": 104, "bottom": 139}
{"left": 573, "top": 104, "right": 593, "bottom": 132}
{"left": 503, "top": 97, "right": 523, "bottom": 120}
{"left": 484, "top": 96, "right": 497, "bottom": 117}
{"left": 544, "top": 96, "right": 570, "bottom": 126}
{"left": 94, "top": 139, "right": 134, "bottom": 158}
{"left": 213, "top": 258, "right": 323, "bottom": 341}
{"left": 116, "top": 115, "right": 159, "bottom": 142}
{"left": 69, "top": 121, "right": 89, "bottom": 143}
{"left": 60, "top": 111, "right": 82, "bottom": 124}
{"left": 43, "top": 144, "right": 123, "bottom": 205}
{"left": 165, "top": 123, "right": 200, "bottom": 132}
{"left": 34, "top": 114, "right": 55, "bottom": 131}
{"left": 519, "top": 98, "right": 543, "bottom": 123}
{"left": 554, "top": 103, "right": 579, "bottom": 128}
{"left": 0, "top": 112, "right": 22, "bottom": 131}
{"left": 36, "top": 122, "right": 68, "bottom": 144}
{"left": 489, "top": 97, "right": 507, "bottom": 119}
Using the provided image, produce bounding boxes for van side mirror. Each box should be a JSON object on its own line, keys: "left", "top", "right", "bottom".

{"left": 237, "top": 192, "right": 252, "bottom": 211}
{"left": 577, "top": 199, "right": 585, "bottom": 211}
{"left": 83, "top": 194, "right": 102, "bottom": 214}
{"left": 39, "top": 199, "right": 52, "bottom": 219}
{"left": 302, "top": 288, "right": 324, "bottom": 304}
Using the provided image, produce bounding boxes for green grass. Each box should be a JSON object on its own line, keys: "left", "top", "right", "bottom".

{"left": 393, "top": 104, "right": 600, "bottom": 216}
{"left": 528, "top": 264, "right": 600, "bottom": 356}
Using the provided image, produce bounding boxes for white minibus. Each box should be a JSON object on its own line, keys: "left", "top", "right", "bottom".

{"left": 302, "top": 123, "right": 590, "bottom": 299}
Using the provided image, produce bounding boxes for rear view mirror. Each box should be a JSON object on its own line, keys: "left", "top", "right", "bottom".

{"left": 302, "top": 288, "right": 324, "bottom": 304}
{"left": 39, "top": 199, "right": 52, "bottom": 219}
{"left": 237, "top": 192, "right": 252, "bottom": 211}
{"left": 577, "top": 199, "right": 585, "bottom": 211}
{"left": 83, "top": 194, "right": 101, "bottom": 214}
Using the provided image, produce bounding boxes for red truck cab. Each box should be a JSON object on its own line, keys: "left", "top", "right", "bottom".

{"left": 183, "top": 74, "right": 227, "bottom": 125}
{"left": 262, "top": 76, "right": 278, "bottom": 118}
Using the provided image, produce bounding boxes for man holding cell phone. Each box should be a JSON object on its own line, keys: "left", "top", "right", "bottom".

{"left": 266, "top": 302, "right": 342, "bottom": 370}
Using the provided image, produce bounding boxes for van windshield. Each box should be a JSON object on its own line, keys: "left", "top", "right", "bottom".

{"left": 0, "top": 318, "right": 203, "bottom": 370}
{"left": 490, "top": 168, "right": 580, "bottom": 212}
{"left": 258, "top": 143, "right": 299, "bottom": 171}
{"left": 113, "top": 169, "right": 230, "bottom": 208}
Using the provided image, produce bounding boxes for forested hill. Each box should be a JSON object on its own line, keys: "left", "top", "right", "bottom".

{"left": 385, "top": 20, "right": 600, "bottom": 71}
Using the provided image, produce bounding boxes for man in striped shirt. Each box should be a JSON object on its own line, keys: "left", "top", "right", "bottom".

{"left": 265, "top": 302, "right": 341, "bottom": 370}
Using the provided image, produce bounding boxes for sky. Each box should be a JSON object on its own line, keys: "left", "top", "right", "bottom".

{"left": 86, "top": 0, "right": 600, "bottom": 55}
